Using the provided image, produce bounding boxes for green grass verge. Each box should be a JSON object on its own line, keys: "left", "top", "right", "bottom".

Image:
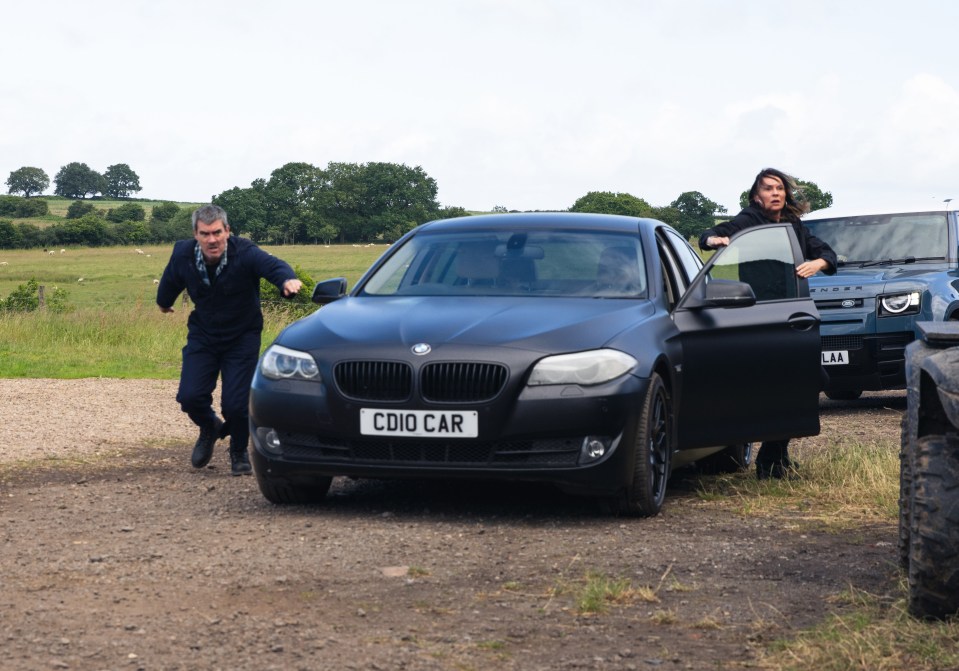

{"left": 0, "top": 242, "right": 385, "bottom": 377}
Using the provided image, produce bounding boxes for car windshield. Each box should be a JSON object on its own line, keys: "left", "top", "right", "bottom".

{"left": 360, "top": 229, "right": 647, "bottom": 298}
{"left": 803, "top": 212, "right": 948, "bottom": 265}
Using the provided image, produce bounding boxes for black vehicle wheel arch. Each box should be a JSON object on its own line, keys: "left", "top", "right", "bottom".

{"left": 252, "top": 452, "right": 333, "bottom": 505}
{"left": 908, "top": 433, "right": 959, "bottom": 619}
{"left": 604, "top": 371, "right": 672, "bottom": 517}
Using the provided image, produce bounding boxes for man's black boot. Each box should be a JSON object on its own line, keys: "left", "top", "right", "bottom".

{"left": 191, "top": 418, "right": 224, "bottom": 468}
{"left": 229, "top": 442, "right": 252, "bottom": 476}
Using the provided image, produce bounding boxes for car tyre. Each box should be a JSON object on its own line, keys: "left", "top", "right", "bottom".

{"left": 824, "top": 390, "right": 862, "bottom": 401}
{"left": 605, "top": 372, "right": 671, "bottom": 517}
{"left": 898, "top": 414, "right": 914, "bottom": 570}
{"left": 908, "top": 433, "right": 959, "bottom": 619}
{"left": 697, "top": 442, "right": 753, "bottom": 474}
{"left": 255, "top": 466, "right": 333, "bottom": 505}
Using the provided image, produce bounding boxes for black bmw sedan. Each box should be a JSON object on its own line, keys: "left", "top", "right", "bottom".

{"left": 249, "top": 212, "right": 822, "bottom": 515}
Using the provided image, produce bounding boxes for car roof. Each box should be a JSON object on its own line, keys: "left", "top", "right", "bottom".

{"left": 417, "top": 211, "right": 661, "bottom": 233}
{"left": 803, "top": 200, "right": 958, "bottom": 220}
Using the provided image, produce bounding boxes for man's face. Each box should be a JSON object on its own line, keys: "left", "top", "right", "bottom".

{"left": 194, "top": 219, "right": 229, "bottom": 263}
{"left": 754, "top": 176, "right": 786, "bottom": 214}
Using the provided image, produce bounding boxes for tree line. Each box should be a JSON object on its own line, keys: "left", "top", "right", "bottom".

{"left": 2, "top": 160, "right": 833, "bottom": 249}
{"left": 6, "top": 163, "right": 142, "bottom": 200}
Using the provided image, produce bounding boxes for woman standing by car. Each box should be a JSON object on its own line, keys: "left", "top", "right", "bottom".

{"left": 699, "top": 167, "right": 838, "bottom": 479}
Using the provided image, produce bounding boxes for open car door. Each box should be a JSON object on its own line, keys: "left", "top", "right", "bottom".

{"left": 673, "top": 223, "right": 821, "bottom": 449}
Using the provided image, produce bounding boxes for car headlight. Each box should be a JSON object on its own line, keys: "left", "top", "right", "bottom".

{"left": 878, "top": 291, "right": 920, "bottom": 317}
{"left": 260, "top": 344, "right": 321, "bottom": 381}
{"left": 527, "top": 349, "right": 637, "bottom": 386}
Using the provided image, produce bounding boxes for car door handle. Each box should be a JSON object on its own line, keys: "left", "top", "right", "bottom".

{"left": 787, "top": 314, "right": 818, "bottom": 332}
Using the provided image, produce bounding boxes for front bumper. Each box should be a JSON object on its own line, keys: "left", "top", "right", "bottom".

{"left": 821, "top": 332, "right": 913, "bottom": 391}
{"left": 249, "top": 372, "right": 650, "bottom": 496}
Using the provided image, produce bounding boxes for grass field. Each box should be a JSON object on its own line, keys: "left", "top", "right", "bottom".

{"left": 0, "top": 242, "right": 386, "bottom": 378}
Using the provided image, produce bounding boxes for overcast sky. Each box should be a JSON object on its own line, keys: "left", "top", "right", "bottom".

{"left": 2, "top": 0, "right": 957, "bottom": 214}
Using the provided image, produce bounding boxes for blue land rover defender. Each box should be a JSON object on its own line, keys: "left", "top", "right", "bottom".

{"left": 804, "top": 202, "right": 959, "bottom": 400}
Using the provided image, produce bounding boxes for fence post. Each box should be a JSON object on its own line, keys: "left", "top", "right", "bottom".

{"left": 38, "top": 285, "right": 45, "bottom": 309}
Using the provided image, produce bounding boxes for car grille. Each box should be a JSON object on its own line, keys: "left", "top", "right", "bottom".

{"left": 822, "top": 335, "right": 863, "bottom": 351}
{"left": 333, "top": 360, "right": 509, "bottom": 403}
{"left": 334, "top": 361, "right": 412, "bottom": 401}
{"left": 421, "top": 362, "right": 508, "bottom": 402}
{"left": 277, "top": 434, "right": 582, "bottom": 467}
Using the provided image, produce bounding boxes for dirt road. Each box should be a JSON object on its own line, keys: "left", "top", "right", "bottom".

{"left": 0, "top": 380, "right": 904, "bottom": 670}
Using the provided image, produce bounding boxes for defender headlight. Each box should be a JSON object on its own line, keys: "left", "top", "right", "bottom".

{"left": 528, "top": 349, "right": 637, "bottom": 386}
{"left": 879, "top": 291, "right": 920, "bottom": 317}
{"left": 260, "top": 344, "right": 321, "bottom": 381}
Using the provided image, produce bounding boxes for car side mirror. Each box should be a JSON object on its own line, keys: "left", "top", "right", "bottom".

{"left": 682, "top": 279, "right": 757, "bottom": 309}
{"left": 312, "top": 277, "right": 348, "bottom": 305}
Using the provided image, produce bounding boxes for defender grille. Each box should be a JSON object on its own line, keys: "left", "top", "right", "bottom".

{"left": 421, "top": 362, "right": 508, "bottom": 403}
{"left": 822, "top": 335, "right": 863, "bottom": 350}
{"left": 334, "top": 361, "right": 412, "bottom": 401}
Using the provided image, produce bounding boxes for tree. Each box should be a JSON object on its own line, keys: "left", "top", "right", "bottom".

{"left": 6, "top": 167, "right": 49, "bottom": 197}
{"left": 569, "top": 191, "right": 655, "bottom": 217}
{"left": 795, "top": 179, "right": 833, "bottom": 212}
{"left": 213, "top": 183, "right": 268, "bottom": 240}
{"left": 150, "top": 206, "right": 192, "bottom": 243}
{"left": 313, "top": 162, "right": 439, "bottom": 242}
{"left": 263, "top": 162, "right": 325, "bottom": 243}
{"left": 103, "top": 164, "right": 142, "bottom": 199}
{"left": 54, "top": 163, "right": 105, "bottom": 199}
{"left": 669, "top": 191, "right": 727, "bottom": 240}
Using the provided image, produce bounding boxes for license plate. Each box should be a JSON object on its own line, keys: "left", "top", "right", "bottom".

{"left": 360, "top": 409, "right": 479, "bottom": 437}
{"left": 822, "top": 350, "right": 849, "bottom": 365}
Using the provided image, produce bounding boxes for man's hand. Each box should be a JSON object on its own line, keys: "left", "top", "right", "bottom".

{"left": 159, "top": 306, "right": 174, "bottom": 314}
{"left": 282, "top": 279, "right": 303, "bottom": 297}
{"left": 706, "top": 236, "right": 730, "bottom": 248}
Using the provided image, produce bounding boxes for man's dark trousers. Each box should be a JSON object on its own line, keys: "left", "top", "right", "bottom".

{"left": 176, "top": 329, "right": 260, "bottom": 451}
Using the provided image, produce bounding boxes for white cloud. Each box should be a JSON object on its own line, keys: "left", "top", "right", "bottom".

{"left": 3, "top": 0, "right": 959, "bottom": 212}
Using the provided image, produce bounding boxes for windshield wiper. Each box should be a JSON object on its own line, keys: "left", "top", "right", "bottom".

{"left": 859, "top": 256, "right": 915, "bottom": 268}
{"left": 858, "top": 256, "right": 945, "bottom": 268}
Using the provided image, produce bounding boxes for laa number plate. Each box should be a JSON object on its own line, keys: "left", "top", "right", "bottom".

{"left": 822, "top": 350, "right": 849, "bottom": 365}
{"left": 360, "top": 409, "right": 479, "bottom": 437}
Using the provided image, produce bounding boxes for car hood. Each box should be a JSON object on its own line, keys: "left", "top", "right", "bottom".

{"left": 809, "top": 265, "right": 940, "bottom": 299}
{"left": 276, "top": 296, "right": 657, "bottom": 356}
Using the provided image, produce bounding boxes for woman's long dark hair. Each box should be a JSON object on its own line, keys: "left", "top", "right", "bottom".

{"left": 748, "top": 167, "right": 809, "bottom": 222}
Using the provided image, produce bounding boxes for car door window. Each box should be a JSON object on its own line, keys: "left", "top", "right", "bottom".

{"left": 705, "top": 225, "right": 800, "bottom": 302}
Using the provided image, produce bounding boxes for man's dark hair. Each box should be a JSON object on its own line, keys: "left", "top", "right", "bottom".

{"left": 192, "top": 204, "right": 229, "bottom": 232}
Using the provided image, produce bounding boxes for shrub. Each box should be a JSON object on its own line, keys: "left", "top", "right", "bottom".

{"left": 1, "top": 278, "right": 68, "bottom": 313}
{"left": 106, "top": 202, "right": 146, "bottom": 223}
{"left": 14, "top": 198, "right": 48, "bottom": 217}
{"left": 66, "top": 200, "right": 97, "bottom": 219}
{"left": 259, "top": 264, "right": 317, "bottom": 320}
{"left": 0, "top": 195, "right": 19, "bottom": 216}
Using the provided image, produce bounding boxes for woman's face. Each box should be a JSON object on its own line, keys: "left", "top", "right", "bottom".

{"left": 754, "top": 175, "right": 786, "bottom": 216}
